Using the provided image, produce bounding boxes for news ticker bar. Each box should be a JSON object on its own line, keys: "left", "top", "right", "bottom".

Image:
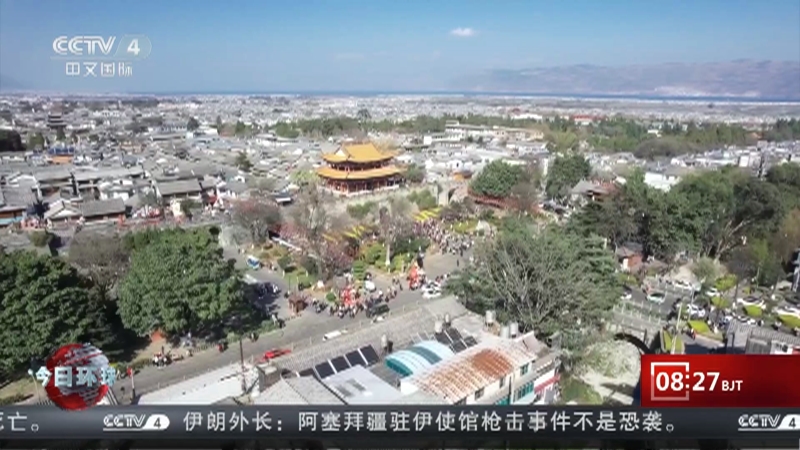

{"left": 641, "top": 354, "right": 800, "bottom": 407}
{"left": 1, "top": 407, "right": 800, "bottom": 441}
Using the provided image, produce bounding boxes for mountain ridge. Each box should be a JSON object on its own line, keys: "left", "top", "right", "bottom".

{"left": 451, "top": 60, "right": 800, "bottom": 100}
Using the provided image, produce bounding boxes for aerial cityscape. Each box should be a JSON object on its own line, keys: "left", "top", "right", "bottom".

{"left": 0, "top": 0, "right": 799, "bottom": 447}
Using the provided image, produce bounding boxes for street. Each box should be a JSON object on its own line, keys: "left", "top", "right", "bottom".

{"left": 113, "top": 248, "right": 465, "bottom": 400}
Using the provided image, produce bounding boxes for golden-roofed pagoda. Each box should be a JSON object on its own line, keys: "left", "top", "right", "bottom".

{"left": 316, "top": 142, "right": 402, "bottom": 194}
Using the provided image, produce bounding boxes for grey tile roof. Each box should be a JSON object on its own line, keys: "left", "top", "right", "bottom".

{"left": 157, "top": 179, "right": 201, "bottom": 196}
{"left": 0, "top": 186, "right": 36, "bottom": 207}
{"left": 727, "top": 321, "right": 800, "bottom": 350}
{"left": 34, "top": 170, "right": 73, "bottom": 182}
{"left": 81, "top": 198, "right": 126, "bottom": 218}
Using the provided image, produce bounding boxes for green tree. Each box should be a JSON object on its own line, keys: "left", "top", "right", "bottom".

{"left": 673, "top": 170, "right": 783, "bottom": 258}
{"left": 215, "top": 115, "right": 223, "bottom": 130}
{"left": 403, "top": 164, "right": 426, "bottom": 184}
{"left": 765, "top": 163, "right": 800, "bottom": 210}
{"left": 186, "top": 117, "right": 200, "bottom": 131}
{"left": 56, "top": 128, "right": 66, "bottom": 141}
{"left": 234, "top": 121, "right": 247, "bottom": 136}
{"left": 0, "top": 251, "right": 113, "bottom": 375}
{"left": 117, "top": 229, "right": 245, "bottom": 336}
{"left": 545, "top": 154, "right": 592, "bottom": 201}
{"left": 235, "top": 152, "right": 252, "bottom": 172}
{"left": 27, "top": 132, "right": 45, "bottom": 149}
{"left": 446, "top": 225, "right": 619, "bottom": 364}
{"left": 470, "top": 160, "right": 526, "bottom": 198}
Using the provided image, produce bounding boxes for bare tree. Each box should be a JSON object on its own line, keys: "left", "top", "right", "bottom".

{"left": 231, "top": 198, "right": 282, "bottom": 246}
{"left": 248, "top": 177, "right": 276, "bottom": 197}
{"left": 379, "top": 196, "right": 412, "bottom": 267}
{"left": 509, "top": 181, "right": 539, "bottom": 215}
{"left": 68, "top": 232, "right": 130, "bottom": 299}
{"left": 290, "top": 185, "right": 334, "bottom": 276}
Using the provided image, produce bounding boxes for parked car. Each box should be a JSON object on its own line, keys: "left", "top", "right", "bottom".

{"left": 422, "top": 288, "right": 442, "bottom": 299}
{"left": 647, "top": 292, "right": 667, "bottom": 304}
{"left": 260, "top": 348, "right": 291, "bottom": 362}
{"left": 366, "top": 304, "right": 390, "bottom": 319}
{"left": 322, "top": 330, "right": 348, "bottom": 341}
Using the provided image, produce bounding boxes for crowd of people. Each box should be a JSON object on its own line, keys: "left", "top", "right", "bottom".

{"left": 414, "top": 218, "right": 476, "bottom": 262}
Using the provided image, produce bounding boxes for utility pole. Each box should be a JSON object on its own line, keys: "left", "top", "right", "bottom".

{"left": 239, "top": 338, "right": 247, "bottom": 394}
{"left": 671, "top": 287, "right": 696, "bottom": 354}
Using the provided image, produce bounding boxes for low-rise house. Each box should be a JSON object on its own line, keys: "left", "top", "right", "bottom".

{"left": 569, "top": 180, "right": 611, "bottom": 205}
{"left": 34, "top": 169, "right": 74, "bottom": 198}
{"left": 44, "top": 199, "right": 82, "bottom": 224}
{"left": 80, "top": 198, "right": 126, "bottom": 224}
{"left": 615, "top": 242, "right": 644, "bottom": 272}
{"left": 155, "top": 179, "right": 203, "bottom": 203}
{"left": 0, "top": 186, "right": 37, "bottom": 227}
{"left": 73, "top": 166, "right": 145, "bottom": 198}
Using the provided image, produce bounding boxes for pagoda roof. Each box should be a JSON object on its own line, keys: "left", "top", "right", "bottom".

{"left": 321, "top": 143, "right": 396, "bottom": 164}
{"left": 316, "top": 166, "right": 401, "bottom": 180}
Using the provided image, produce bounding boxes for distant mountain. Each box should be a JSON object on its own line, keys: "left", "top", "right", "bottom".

{"left": 450, "top": 60, "right": 800, "bottom": 100}
{"left": 0, "top": 75, "right": 25, "bottom": 91}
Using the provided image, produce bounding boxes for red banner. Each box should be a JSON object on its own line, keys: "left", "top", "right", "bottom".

{"left": 641, "top": 354, "right": 800, "bottom": 407}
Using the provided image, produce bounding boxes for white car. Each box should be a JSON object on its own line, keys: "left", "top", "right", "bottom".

{"left": 422, "top": 289, "right": 442, "bottom": 299}
{"left": 673, "top": 280, "right": 695, "bottom": 291}
{"left": 776, "top": 306, "right": 800, "bottom": 318}
{"left": 322, "top": 330, "right": 348, "bottom": 341}
{"left": 647, "top": 292, "right": 667, "bottom": 304}
{"left": 686, "top": 304, "right": 707, "bottom": 318}
{"left": 737, "top": 297, "right": 766, "bottom": 308}
{"left": 621, "top": 291, "right": 632, "bottom": 301}
{"left": 364, "top": 280, "right": 376, "bottom": 292}
{"left": 706, "top": 287, "right": 721, "bottom": 297}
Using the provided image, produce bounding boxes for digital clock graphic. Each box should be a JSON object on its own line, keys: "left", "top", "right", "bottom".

{"left": 650, "top": 361, "right": 691, "bottom": 402}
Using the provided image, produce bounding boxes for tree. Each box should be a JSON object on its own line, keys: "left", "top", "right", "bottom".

{"left": 673, "top": 170, "right": 783, "bottom": 258}
{"left": 231, "top": 199, "right": 282, "bottom": 246}
{"left": 235, "top": 152, "right": 252, "bottom": 172}
{"left": 403, "top": 164, "right": 426, "bottom": 184}
{"left": 117, "top": 229, "right": 245, "bottom": 336}
{"left": 56, "top": 128, "right": 66, "bottom": 141}
{"left": 470, "top": 160, "right": 526, "bottom": 198}
{"left": 215, "top": 115, "right": 223, "bottom": 130}
{"left": 771, "top": 209, "right": 800, "bottom": 264}
{"left": 356, "top": 108, "right": 371, "bottom": 131}
{"left": 0, "top": 251, "right": 113, "bottom": 375}
{"left": 186, "top": 117, "right": 200, "bottom": 131}
{"left": 0, "top": 130, "right": 24, "bottom": 152}
{"left": 290, "top": 185, "right": 334, "bottom": 277}
{"left": 234, "top": 121, "right": 247, "bottom": 136}
{"left": 68, "top": 233, "right": 130, "bottom": 299}
{"left": 379, "top": 196, "right": 412, "bottom": 268}
{"left": 545, "top": 155, "right": 591, "bottom": 201}
{"left": 27, "top": 132, "right": 45, "bottom": 149}
{"left": 248, "top": 177, "right": 276, "bottom": 196}
{"left": 691, "top": 257, "right": 718, "bottom": 283}
{"left": 446, "top": 225, "right": 619, "bottom": 363}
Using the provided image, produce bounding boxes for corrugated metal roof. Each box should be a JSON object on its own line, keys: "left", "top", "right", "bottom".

{"left": 406, "top": 339, "right": 536, "bottom": 402}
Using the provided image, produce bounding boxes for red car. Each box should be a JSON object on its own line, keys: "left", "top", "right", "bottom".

{"left": 260, "top": 348, "right": 291, "bottom": 362}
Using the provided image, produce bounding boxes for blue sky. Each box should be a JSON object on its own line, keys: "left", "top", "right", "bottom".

{"left": 1, "top": 0, "right": 798, "bottom": 92}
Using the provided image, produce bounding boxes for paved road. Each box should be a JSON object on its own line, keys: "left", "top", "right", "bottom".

{"left": 112, "top": 250, "right": 463, "bottom": 401}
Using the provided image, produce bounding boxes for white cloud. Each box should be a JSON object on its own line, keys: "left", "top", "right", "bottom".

{"left": 450, "top": 28, "right": 476, "bottom": 38}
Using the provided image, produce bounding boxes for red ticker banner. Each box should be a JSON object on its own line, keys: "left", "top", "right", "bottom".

{"left": 641, "top": 354, "right": 800, "bottom": 407}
